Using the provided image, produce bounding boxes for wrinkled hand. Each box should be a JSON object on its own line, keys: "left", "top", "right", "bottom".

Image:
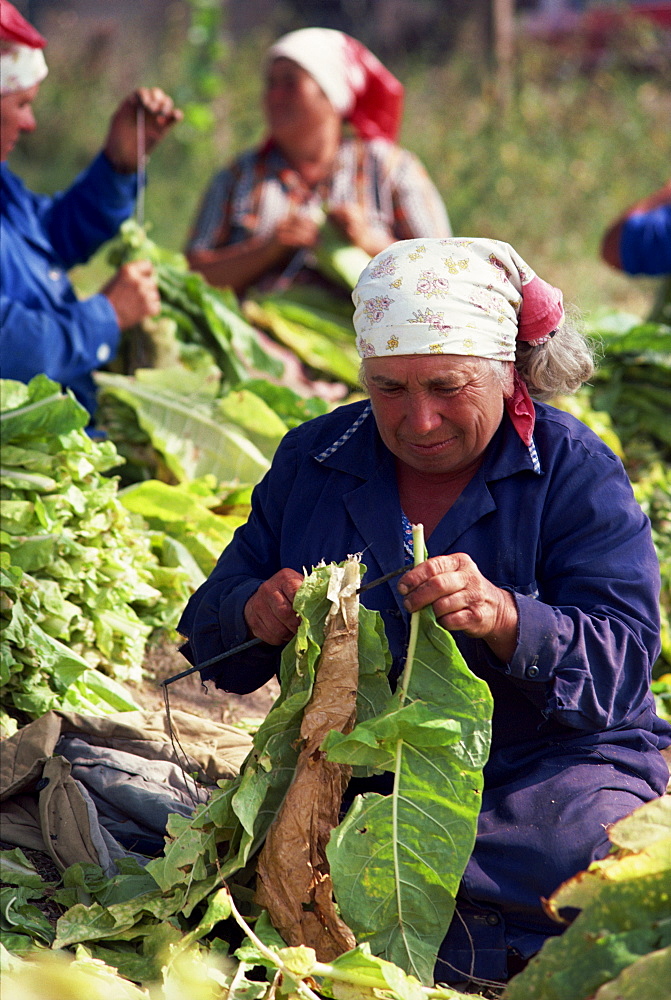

{"left": 398, "top": 553, "right": 519, "bottom": 662}
{"left": 101, "top": 259, "right": 160, "bottom": 331}
{"left": 273, "top": 213, "right": 320, "bottom": 251}
{"left": 327, "top": 203, "right": 392, "bottom": 256}
{"left": 244, "top": 569, "right": 304, "bottom": 645}
{"left": 103, "top": 87, "right": 182, "bottom": 173}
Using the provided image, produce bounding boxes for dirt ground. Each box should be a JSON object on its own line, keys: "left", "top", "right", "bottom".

{"left": 132, "top": 634, "right": 280, "bottom": 730}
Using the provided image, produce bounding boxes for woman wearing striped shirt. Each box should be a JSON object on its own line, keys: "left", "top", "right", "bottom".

{"left": 186, "top": 27, "right": 451, "bottom": 297}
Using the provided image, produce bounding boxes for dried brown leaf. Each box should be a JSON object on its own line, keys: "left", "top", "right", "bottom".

{"left": 255, "top": 558, "right": 361, "bottom": 960}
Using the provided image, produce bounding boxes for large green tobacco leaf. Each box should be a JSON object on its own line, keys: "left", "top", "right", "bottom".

{"left": 118, "top": 478, "right": 245, "bottom": 576}
{"left": 324, "top": 606, "right": 493, "bottom": 985}
{"left": 95, "top": 371, "right": 273, "bottom": 485}
{"left": 504, "top": 872, "right": 671, "bottom": 1000}
{"left": 214, "top": 388, "right": 290, "bottom": 463}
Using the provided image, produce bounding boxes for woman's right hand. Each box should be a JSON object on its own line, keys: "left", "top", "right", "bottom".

{"left": 244, "top": 569, "right": 305, "bottom": 645}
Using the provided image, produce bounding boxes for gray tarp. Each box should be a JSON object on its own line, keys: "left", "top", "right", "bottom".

{"left": 0, "top": 708, "right": 253, "bottom": 875}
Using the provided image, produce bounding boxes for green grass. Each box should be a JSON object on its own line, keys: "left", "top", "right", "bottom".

{"left": 10, "top": 22, "right": 671, "bottom": 320}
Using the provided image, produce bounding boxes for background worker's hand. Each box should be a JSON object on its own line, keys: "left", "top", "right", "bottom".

{"left": 101, "top": 259, "right": 161, "bottom": 331}
{"left": 244, "top": 568, "right": 305, "bottom": 645}
{"left": 327, "top": 202, "right": 393, "bottom": 256}
{"left": 272, "top": 212, "right": 320, "bottom": 251}
{"left": 103, "top": 87, "right": 182, "bottom": 173}
{"left": 398, "top": 553, "right": 519, "bottom": 662}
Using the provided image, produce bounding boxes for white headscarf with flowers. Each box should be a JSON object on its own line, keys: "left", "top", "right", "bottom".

{"left": 352, "top": 237, "right": 565, "bottom": 445}
{"left": 352, "top": 237, "right": 564, "bottom": 360}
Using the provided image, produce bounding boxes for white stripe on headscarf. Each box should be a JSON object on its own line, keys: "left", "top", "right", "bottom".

{"left": 0, "top": 42, "right": 47, "bottom": 94}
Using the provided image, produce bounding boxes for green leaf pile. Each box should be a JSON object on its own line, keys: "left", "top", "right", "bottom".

{"left": 96, "top": 369, "right": 279, "bottom": 487}
{"left": 243, "top": 296, "right": 361, "bottom": 388}
{"left": 96, "top": 367, "right": 328, "bottom": 489}
{"left": 105, "top": 218, "right": 283, "bottom": 387}
{"left": 0, "top": 376, "right": 192, "bottom": 726}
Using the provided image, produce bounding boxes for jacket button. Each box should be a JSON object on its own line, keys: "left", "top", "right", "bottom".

{"left": 486, "top": 913, "right": 499, "bottom": 925}
{"left": 526, "top": 665, "right": 539, "bottom": 678}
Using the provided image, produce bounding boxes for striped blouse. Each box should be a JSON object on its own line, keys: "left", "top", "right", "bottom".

{"left": 187, "top": 136, "right": 451, "bottom": 257}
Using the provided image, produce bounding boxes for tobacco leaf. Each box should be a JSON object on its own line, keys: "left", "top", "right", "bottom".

{"left": 148, "top": 560, "right": 391, "bottom": 933}
{"left": 592, "top": 946, "right": 671, "bottom": 1000}
{"left": 503, "top": 797, "right": 671, "bottom": 1000}
{"left": 255, "top": 558, "right": 361, "bottom": 960}
{"left": 324, "top": 604, "right": 493, "bottom": 985}
{"left": 503, "top": 872, "right": 671, "bottom": 1000}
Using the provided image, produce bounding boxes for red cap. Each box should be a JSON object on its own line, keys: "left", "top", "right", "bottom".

{"left": 0, "top": 1, "right": 46, "bottom": 48}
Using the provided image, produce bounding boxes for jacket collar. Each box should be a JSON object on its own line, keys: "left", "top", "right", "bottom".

{"left": 313, "top": 400, "right": 543, "bottom": 483}
{"left": 310, "top": 402, "right": 542, "bottom": 612}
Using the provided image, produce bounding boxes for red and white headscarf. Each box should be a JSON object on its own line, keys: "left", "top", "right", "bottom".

{"left": 0, "top": 1, "right": 48, "bottom": 95}
{"left": 353, "top": 238, "right": 565, "bottom": 445}
{"left": 266, "top": 27, "right": 403, "bottom": 142}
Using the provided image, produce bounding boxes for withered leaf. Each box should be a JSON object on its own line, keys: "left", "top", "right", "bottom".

{"left": 255, "top": 557, "right": 360, "bottom": 960}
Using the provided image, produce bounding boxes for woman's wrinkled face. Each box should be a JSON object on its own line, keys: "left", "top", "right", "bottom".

{"left": 0, "top": 83, "right": 39, "bottom": 161}
{"left": 364, "top": 354, "right": 510, "bottom": 475}
{"left": 263, "top": 57, "right": 336, "bottom": 141}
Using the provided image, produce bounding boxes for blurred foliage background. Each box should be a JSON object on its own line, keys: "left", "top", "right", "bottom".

{"left": 9, "top": 0, "right": 671, "bottom": 321}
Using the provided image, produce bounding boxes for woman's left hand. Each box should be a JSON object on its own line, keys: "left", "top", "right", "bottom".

{"left": 327, "top": 204, "right": 393, "bottom": 257}
{"left": 104, "top": 87, "right": 183, "bottom": 173}
{"left": 398, "top": 553, "right": 519, "bottom": 663}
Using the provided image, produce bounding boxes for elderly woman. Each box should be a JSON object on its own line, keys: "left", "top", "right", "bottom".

{"left": 178, "top": 238, "right": 671, "bottom": 989}
{"left": 185, "top": 27, "right": 450, "bottom": 296}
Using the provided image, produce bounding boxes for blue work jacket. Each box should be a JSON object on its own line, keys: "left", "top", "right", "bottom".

{"left": 0, "top": 154, "right": 137, "bottom": 416}
{"left": 178, "top": 398, "right": 671, "bottom": 983}
{"left": 620, "top": 203, "right": 671, "bottom": 276}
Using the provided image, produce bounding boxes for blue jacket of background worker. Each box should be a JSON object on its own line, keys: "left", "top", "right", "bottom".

{"left": 620, "top": 203, "right": 671, "bottom": 276}
{"left": 0, "top": 154, "right": 137, "bottom": 416}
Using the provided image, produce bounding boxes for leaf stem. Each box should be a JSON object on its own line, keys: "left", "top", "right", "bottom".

{"left": 391, "top": 523, "right": 425, "bottom": 977}
{"left": 224, "top": 887, "right": 323, "bottom": 1000}
{"left": 398, "top": 523, "right": 424, "bottom": 705}
{"left": 311, "top": 960, "right": 461, "bottom": 997}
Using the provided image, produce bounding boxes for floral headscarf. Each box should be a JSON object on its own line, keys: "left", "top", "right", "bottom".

{"left": 352, "top": 237, "right": 565, "bottom": 445}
